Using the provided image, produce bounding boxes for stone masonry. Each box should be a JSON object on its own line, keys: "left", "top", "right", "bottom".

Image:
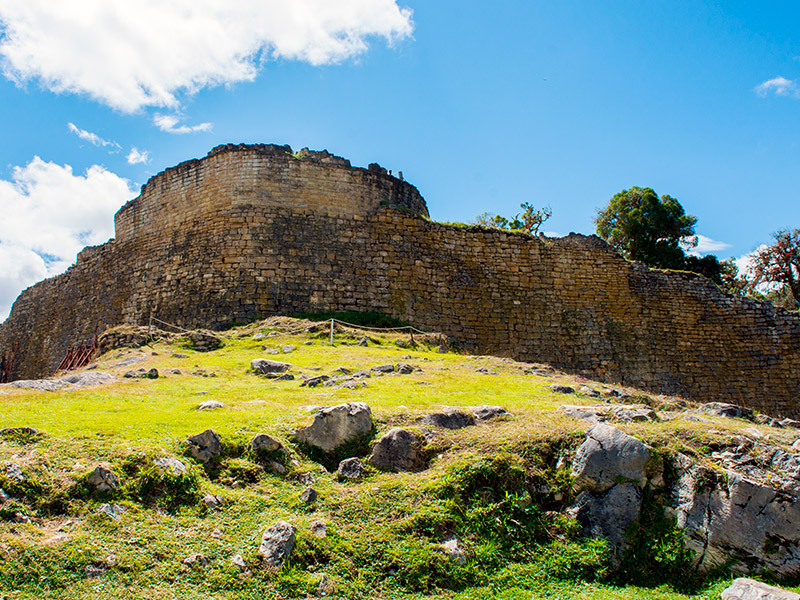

{"left": 0, "top": 144, "right": 798, "bottom": 415}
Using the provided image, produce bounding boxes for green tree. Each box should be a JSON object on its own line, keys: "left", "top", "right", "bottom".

{"left": 475, "top": 202, "right": 552, "bottom": 235}
{"left": 749, "top": 228, "right": 800, "bottom": 307}
{"left": 595, "top": 187, "right": 697, "bottom": 270}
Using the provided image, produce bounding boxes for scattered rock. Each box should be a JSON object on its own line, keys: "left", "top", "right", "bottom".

{"left": 60, "top": 372, "right": 116, "bottom": 386}
{"left": 252, "top": 433, "right": 283, "bottom": 453}
{"left": 317, "top": 573, "right": 335, "bottom": 597}
{"left": 6, "top": 462, "right": 24, "bottom": 482}
{"left": 171, "top": 353, "right": 188, "bottom": 358}
{"left": 421, "top": 408, "right": 475, "bottom": 430}
{"left": 357, "top": 337, "right": 369, "bottom": 346}
{"left": 396, "top": 363, "right": 415, "bottom": 375}
{"left": 97, "top": 503, "right": 127, "bottom": 521}
{"left": 154, "top": 457, "right": 187, "bottom": 475}
{"left": 3, "top": 379, "right": 67, "bottom": 392}
{"left": 309, "top": 519, "right": 327, "bottom": 537}
{"left": 337, "top": 458, "right": 366, "bottom": 480}
{"left": 282, "top": 345, "right": 296, "bottom": 353}
{"left": 183, "top": 553, "right": 209, "bottom": 568}
{"left": 368, "top": 428, "right": 427, "bottom": 472}
{"left": 198, "top": 400, "right": 224, "bottom": 410}
{"left": 251, "top": 359, "right": 291, "bottom": 374}
{"left": 793, "top": 439, "right": 800, "bottom": 452}
{"left": 721, "top": 578, "right": 800, "bottom": 600}
{"left": 185, "top": 331, "right": 222, "bottom": 352}
{"left": 258, "top": 520, "right": 297, "bottom": 568}
{"left": 168, "top": 368, "right": 181, "bottom": 375}
{"left": 571, "top": 423, "right": 657, "bottom": 493}
{"left": 124, "top": 368, "right": 159, "bottom": 379}
{"left": 85, "top": 564, "right": 107, "bottom": 578}
{"left": 470, "top": 405, "right": 511, "bottom": 421}
{"left": 0, "top": 489, "right": 9, "bottom": 504}
{"left": 579, "top": 386, "right": 601, "bottom": 397}
{"left": 300, "top": 486, "right": 318, "bottom": 503}
{"left": 610, "top": 406, "right": 657, "bottom": 423}
{"left": 560, "top": 405, "right": 607, "bottom": 424}
{"left": 697, "top": 402, "right": 753, "bottom": 420}
{"left": 371, "top": 364, "right": 395, "bottom": 374}
{"left": 268, "top": 460, "right": 287, "bottom": 475}
{"left": 294, "top": 402, "right": 373, "bottom": 453}
{"left": 301, "top": 375, "right": 330, "bottom": 387}
{"left": 187, "top": 429, "right": 222, "bottom": 463}
{"left": 274, "top": 373, "right": 294, "bottom": 381}
{"left": 782, "top": 419, "right": 800, "bottom": 430}
{"left": 550, "top": 384, "right": 575, "bottom": 394}
{"left": 87, "top": 465, "right": 119, "bottom": 492}
{"left": 203, "top": 494, "right": 222, "bottom": 509}
{"left": 441, "top": 536, "right": 467, "bottom": 565}
{"left": 230, "top": 554, "right": 250, "bottom": 574}
{"left": 252, "top": 333, "right": 265, "bottom": 340}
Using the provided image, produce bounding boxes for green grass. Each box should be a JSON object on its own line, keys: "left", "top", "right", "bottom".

{"left": 1, "top": 317, "right": 798, "bottom": 599}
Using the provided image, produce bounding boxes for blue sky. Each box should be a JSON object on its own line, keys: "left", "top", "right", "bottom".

{"left": 1, "top": 1, "right": 799, "bottom": 318}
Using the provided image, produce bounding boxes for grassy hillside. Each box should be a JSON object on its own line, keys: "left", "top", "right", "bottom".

{"left": 0, "top": 317, "right": 794, "bottom": 600}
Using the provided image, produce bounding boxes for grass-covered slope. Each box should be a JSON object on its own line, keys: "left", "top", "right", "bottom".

{"left": 0, "top": 317, "right": 796, "bottom": 600}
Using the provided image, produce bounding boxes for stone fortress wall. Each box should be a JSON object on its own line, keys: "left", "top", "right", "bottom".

{"left": 1, "top": 144, "right": 798, "bottom": 415}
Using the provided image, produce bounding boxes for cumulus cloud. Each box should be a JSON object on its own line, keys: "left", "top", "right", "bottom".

{"left": 754, "top": 76, "right": 799, "bottom": 98}
{"left": 0, "top": 0, "right": 414, "bottom": 112}
{"left": 67, "top": 122, "right": 121, "bottom": 151}
{"left": 0, "top": 157, "right": 135, "bottom": 320}
{"left": 682, "top": 234, "right": 732, "bottom": 257}
{"left": 126, "top": 147, "right": 150, "bottom": 165}
{"left": 153, "top": 114, "right": 212, "bottom": 134}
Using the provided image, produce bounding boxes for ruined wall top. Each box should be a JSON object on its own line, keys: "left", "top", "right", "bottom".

{"left": 114, "top": 143, "right": 428, "bottom": 243}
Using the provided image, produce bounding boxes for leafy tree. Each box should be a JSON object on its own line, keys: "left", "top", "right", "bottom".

{"left": 749, "top": 229, "right": 800, "bottom": 307}
{"left": 595, "top": 187, "right": 697, "bottom": 270}
{"left": 475, "top": 203, "right": 552, "bottom": 235}
{"left": 718, "top": 259, "right": 749, "bottom": 296}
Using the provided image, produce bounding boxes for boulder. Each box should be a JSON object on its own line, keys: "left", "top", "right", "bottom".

{"left": 183, "top": 553, "right": 209, "bottom": 568}
{"left": 550, "top": 384, "right": 575, "bottom": 394}
{"left": 203, "top": 494, "right": 222, "bottom": 508}
{"left": 252, "top": 433, "right": 283, "bottom": 453}
{"left": 60, "top": 372, "right": 116, "bottom": 386}
{"left": 371, "top": 364, "right": 395, "bottom": 374}
{"left": 187, "top": 429, "right": 222, "bottom": 463}
{"left": 301, "top": 375, "right": 329, "bottom": 387}
{"left": 721, "top": 578, "right": 800, "bottom": 600}
{"left": 368, "top": 428, "right": 427, "bottom": 472}
{"left": 251, "top": 359, "right": 291, "bottom": 374}
{"left": 87, "top": 465, "right": 119, "bottom": 492}
{"left": 294, "top": 402, "right": 373, "bottom": 453}
{"left": 300, "top": 486, "right": 318, "bottom": 503}
{"left": 672, "top": 454, "right": 800, "bottom": 575}
{"left": 697, "top": 402, "right": 753, "bottom": 420}
{"left": 571, "top": 423, "right": 656, "bottom": 493}
{"left": 154, "top": 457, "right": 187, "bottom": 475}
{"left": 97, "top": 503, "right": 127, "bottom": 521}
{"left": 421, "top": 408, "right": 475, "bottom": 430}
{"left": 258, "top": 520, "right": 297, "bottom": 568}
{"left": 567, "top": 483, "right": 642, "bottom": 557}
{"left": 396, "top": 363, "right": 415, "bottom": 374}
{"left": 124, "top": 368, "right": 159, "bottom": 379}
{"left": 198, "top": 400, "right": 224, "bottom": 410}
{"left": 337, "top": 458, "right": 366, "bottom": 480}
{"left": 470, "top": 405, "right": 511, "bottom": 421}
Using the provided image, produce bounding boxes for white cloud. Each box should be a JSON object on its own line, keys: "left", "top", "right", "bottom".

{"left": 754, "top": 76, "right": 799, "bottom": 98}
{"left": 153, "top": 114, "right": 212, "bottom": 135}
{"left": 0, "top": 1, "right": 414, "bottom": 112}
{"left": 67, "top": 122, "right": 121, "bottom": 151}
{"left": 682, "top": 234, "right": 732, "bottom": 257}
{"left": 126, "top": 147, "right": 150, "bottom": 165}
{"left": 0, "top": 157, "right": 135, "bottom": 320}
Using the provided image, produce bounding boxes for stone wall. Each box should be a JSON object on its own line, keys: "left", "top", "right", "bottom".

{"left": 1, "top": 144, "right": 798, "bottom": 415}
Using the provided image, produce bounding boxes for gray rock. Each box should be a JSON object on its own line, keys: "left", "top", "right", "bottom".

{"left": 251, "top": 359, "right": 291, "bottom": 374}
{"left": 301, "top": 375, "right": 329, "bottom": 387}
{"left": 441, "top": 536, "right": 467, "bottom": 565}
{"left": 282, "top": 345, "right": 296, "bottom": 353}
{"left": 560, "top": 405, "right": 608, "bottom": 424}
{"left": 550, "top": 384, "right": 575, "bottom": 394}
{"left": 198, "top": 400, "right": 224, "bottom": 410}
{"left": 87, "top": 466, "right": 119, "bottom": 492}
{"left": 672, "top": 454, "right": 800, "bottom": 575}
{"left": 357, "top": 337, "right": 369, "bottom": 346}
{"left": 183, "top": 553, "right": 209, "bottom": 568}
{"left": 0, "top": 488, "right": 9, "bottom": 504}
{"left": 396, "top": 363, "right": 415, "bottom": 374}
{"left": 294, "top": 402, "right": 373, "bottom": 453}
{"left": 85, "top": 564, "right": 107, "bottom": 578}
{"left": 123, "top": 368, "right": 159, "bottom": 379}
{"left": 793, "top": 439, "right": 800, "bottom": 452}
{"left": 252, "top": 333, "right": 265, "bottom": 340}
{"left": 4, "top": 379, "right": 67, "bottom": 392}
{"left": 60, "top": 372, "right": 116, "bottom": 386}
{"left": 275, "top": 373, "right": 295, "bottom": 381}
{"left": 567, "top": 483, "right": 642, "bottom": 557}
{"left": 368, "top": 428, "right": 427, "bottom": 472}
{"left": 309, "top": 519, "right": 327, "bottom": 537}
{"left": 421, "top": 408, "right": 475, "bottom": 430}
{"left": 337, "top": 457, "right": 366, "bottom": 480}
{"left": 171, "top": 353, "right": 188, "bottom": 358}
{"left": 154, "top": 457, "right": 187, "bottom": 475}
{"left": 610, "top": 405, "right": 657, "bottom": 423}
{"left": 203, "top": 494, "right": 222, "bottom": 508}
{"left": 252, "top": 433, "right": 283, "bottom": 453}
{"left": 300, "top": 486, "right": 318, "bottom": 503}
{"left": 6, "top": 462, "right": 24, "bottom": 482}
{"left": 187, "top": 429, "right": 222, "bottom": 463}
{"left": 471, "top": 405, "right": 511, "bottom": 421}
{"left": 579, "top": 386, "right": 601, "bottom": 397}
{"left": 268, "top": 460, "right": 287, "bottom": 475}
{"left": 721, "top": 578, "right": 800, "bottom": 600}
{"left": 258, "top": 520, "right": 297, "bottom": 568}
{"left": 97, "top": 503, "right": 127, "bottom": 521}
{"left": 781, "top": 419, "right": 800, "bottom": 430}
{"left": 571, "top": 423, "right": 655, "bottom": 493}
{"left": 371, "top": 364, "right": 395, "bottom": 374}
{"left": 230, "top": 554, "right": 250, "bottom": 573}
{"left": 697, "top": 402, "right": 753, "bottom": 420}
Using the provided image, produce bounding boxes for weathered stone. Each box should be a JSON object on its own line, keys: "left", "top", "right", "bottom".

{"left": 187, "top": 429, "right": 222, "bottom": 463}
{"left": 337, "top": 458, "right": 366, "bottom": 480}
{"left": 154, "top": 457, "right": 187, "bottom": 475}
{"left": 123, "top": 368, "right": 159, "bottom": 379}
{"left": 568, "top": 483, "right": 642, "bottom": 557}
{"left": 0, "top": 488, "right": 9, "bottom": 504}
{"left": 697, "top": 402, "right": 753, "bottom": 420}
{"left": 371, "top": 364, "right": 395, "bottom": 374}
{"left": 282, "top": 345, "right": 296, "bottom": 353}
{"left": 294, "top": 402, "right": 373, "bottom": 453}
{"left": 251, "top": 359, "right": 291, "bottom": 374}
{"left": 60, "top": 372, "right": 116, "bottom": 386}
{"left": 721, "top": 578, "right": 800, "bottom": 600}
{"left": 97, "top": 503, "right": 127, "bottom": 521}
{"left": 87, "top": 465, "right": 119, "bottom": 492}
{"left": 781, "top": 418, "right": 800, "bottom": 430}
{"left": 300, "top": 486, "right": 318, "bottom": 503}
{"left": 203, "top": 494, "right": 222, "bottom": 508}
{"left": 258, "top": 520, "right": 297, "bottom": 568}
{"left": 252, "top": 433, "right": 283, "bottom": 453}
{"left": 198, "top": 400, "right": 224, "bottom": 410}
{"left": 470, "top": 405, "right": 511, "bottom": 421}
{"left": 571, "top": 423, "right": 655, "bottom": 493}
{"left": 183, "top": 553, "right": 209, "bottom": 568}
{"left": 440, "top": 536, "right": 467, "bottom": 565}
{"left": 550, "top": 384, "right": 575, "bottom": 394}
{"left": 421, "top": 408, "right": 475, "bottom": 430}
{"left": 396, "top": 363, "right": 415, "bottom": 374}
{"left": 609, "top": 406, "right": 657, "bottom": 423}
{"left": 6, "top": 462, "right": 24, "bottom": 482}
{"left": 368, "top": 428, "right": 427, "bottom": 472}
{"left": 301, "top": 375, "right": 329, "bottom": 387}
{"left": 309, "top": 519, "right": 327, "bottom": 537}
